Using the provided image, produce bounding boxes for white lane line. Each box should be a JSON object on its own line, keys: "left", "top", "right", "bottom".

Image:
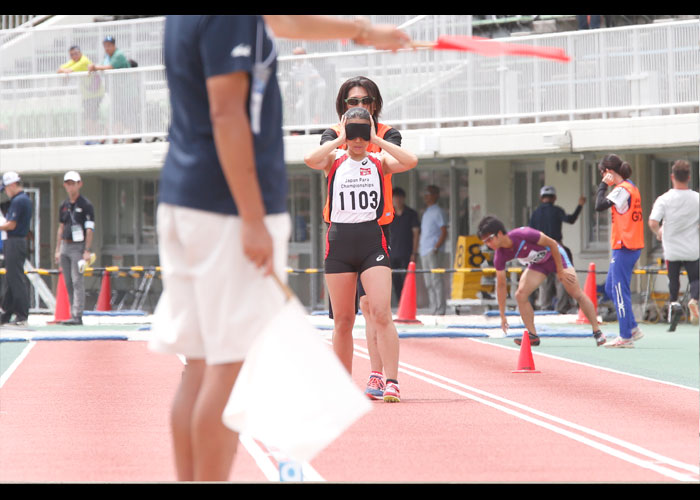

{"left": 0, "top": 341, "right": 36, "bottom": 388}
{"left": 351, "top": 344, "right": 699, "bottom": 482}
{"left": 238, "top": 434, "right": 280, "bottom": 481}
{"left": 177, "top": 357, "right": 325, "bottom": 482}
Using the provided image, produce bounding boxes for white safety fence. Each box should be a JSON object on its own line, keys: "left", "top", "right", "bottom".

{"left": 0, "top": 16, "right": 165, "bottom": 76}
{"left": 276, "top": 19, "right": 700, "bottom": 133}
{"left": 0, "top": 67, "right": 169, "bottom": 147}
{"left": 0, "top": 17, "right": 698, "bottom": 146}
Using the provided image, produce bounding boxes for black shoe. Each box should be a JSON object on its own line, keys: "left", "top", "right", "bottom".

{"left": 6, "top": 319, "right": 28, "bottom": 327}
{"left": 60, "top": 317, "right": 83, "bottom": 325}
{"left": 593, "top": 330, "right": 607, "bottom": 346}
{"left": 514, "top": 331, "right": 540, "bottom": 346}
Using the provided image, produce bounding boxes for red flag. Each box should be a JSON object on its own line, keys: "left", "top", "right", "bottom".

{"left": 414, "top": 35, "right": 571, "bottom": 63}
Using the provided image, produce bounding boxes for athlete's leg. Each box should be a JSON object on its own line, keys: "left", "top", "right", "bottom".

{"left": 513, "top": 268, "right": 547, "bottom": 336}
{"left": 360, "top": 294, "right": 383, "bottom": 373}
{"left": 325, "top": 272, "right": 359, "bottom": 373}
{"left": 666, "top": 260, "right": 682, "bottom": 302}
{"left": 559, "top": 267, "right": 600, "bottom": 331}
{"left": 170, "top": 358, "right": 205, "bottom": 481}
{"left": 360, "top": 266, "right": 399, "bottom": 381}
{"left": 191, "top": 361, "right": 244, "bottom": 481}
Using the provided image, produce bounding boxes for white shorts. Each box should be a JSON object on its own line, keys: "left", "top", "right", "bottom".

{"left": 149, "top": 203, "right": 291, "bottom": 364}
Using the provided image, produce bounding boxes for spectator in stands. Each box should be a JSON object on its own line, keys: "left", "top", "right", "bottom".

{"left": 577, "top": 16, "right": 602, "bottom": 30}
{"left": 0, "top": 172, "right": 33, "bottom": 326}
{"left": 88, "top": 36, "right": 130, "bottom": 72}
{"left": 529, "top": 185, "right": 585, "bottom": 312}
{"left": 89, "top": 36, "right": 135, "bottom": 143}
{"left": 57, "top": 46, "right": 92, "bottom": 73}
{"left": 54, "top": 171, "right": 96, "bottom": 326}
{"left": 57, "top": 45, "right": 103, "bottom": 142}
{"left": 419, "top": 185, "right": 448, "bottom": 315}
{"left": 648, "top": 160, "right": 699, "bottom": 329}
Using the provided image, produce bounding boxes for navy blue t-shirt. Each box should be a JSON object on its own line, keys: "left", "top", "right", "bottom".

{"left": 4, "top": 191, "right": 33, "bottom": 237}
{"left": 159, "top": 15, "right": 287, "bottom": 215}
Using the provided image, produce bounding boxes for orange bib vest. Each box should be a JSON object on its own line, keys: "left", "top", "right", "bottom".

{"left": 610, "top": 180, "right": 644, "bottom": 250}
{"left": 323, "top": 122, "right": 395, "bottom": 225}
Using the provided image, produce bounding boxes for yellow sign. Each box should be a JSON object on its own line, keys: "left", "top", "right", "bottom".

{"left": 451, "top": 235, "right": 489, "bottom": 299}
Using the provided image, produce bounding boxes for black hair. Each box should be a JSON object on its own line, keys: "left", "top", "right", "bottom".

{"left": 69, "top": 45, "right": 80, "bottom": 51}
{"left": 335, "top": 76, "right": 383, "bottom": 122}
{"left": 425, "top": 185, "right": 440, "bottom": 197}
{"left": 344, "top": 107, "right": 371, "bottom": 121}
{"left": 477, "top": 215, "right": 507, "bottom": 240}
{"left": 598, "top": 154, "right": 632, "bottom": 180}
{"left": 392, "top": 187, "right": 406, "bottom": 197}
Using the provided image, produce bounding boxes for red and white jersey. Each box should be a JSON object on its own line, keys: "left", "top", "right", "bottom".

{"left": 326, "top": 151, "right": 385, "bottom": 224}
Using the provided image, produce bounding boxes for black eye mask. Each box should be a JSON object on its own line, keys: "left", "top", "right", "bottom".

{"left": 345, "top": 123, "right": 371, "bottom": 141}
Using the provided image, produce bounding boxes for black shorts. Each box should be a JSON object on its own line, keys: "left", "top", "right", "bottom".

{"left": 327, "top": 224, "right": 390, "bottom": 319}
{"left": 325, "top": 220, "right": 391, "bottom": 275}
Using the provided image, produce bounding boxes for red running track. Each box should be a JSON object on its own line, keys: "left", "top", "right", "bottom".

{"left": 0, "top": 338, "right": 697, "bottom": 483}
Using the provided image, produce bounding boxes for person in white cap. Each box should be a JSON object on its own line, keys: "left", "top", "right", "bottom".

{"left": 54, "top": 170, "right": 95, "bottom": 325}
{"left": 0, "top": 171, "right": 33, "bottom": 326}
{"left": 529, "top": 185, "right": 586, "bottom": 313}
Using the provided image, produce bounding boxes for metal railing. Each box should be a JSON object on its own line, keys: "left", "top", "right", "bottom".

{"left": 0, "top": 16, "right": 166, "bottom": 77}
{"left": 0, "top": 66, "right": 169, "bottom": 146}
{"left": 277, "top": 19, "right": 700, "bottom": 133}
{"left": 0, "top": 15, "right": 46, "bottom": 31}
{"left": 1, "top": 17, "right": 698, "bottom": 147}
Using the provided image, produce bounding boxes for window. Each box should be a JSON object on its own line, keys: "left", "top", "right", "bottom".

{"left": 140, "top": 179, "right": 158, "bottom": 247}
{"left": 287, "top": 173, "right": 311, "bottom": 243}
{"left": 101, "top": 176, "right": 159, "bottom": 261}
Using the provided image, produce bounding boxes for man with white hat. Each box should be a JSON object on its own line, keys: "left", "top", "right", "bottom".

{"left": 55, "top": 170, "right": 95, "bottom": 325}
{"left": 0, "top": 171, "right": 33, "bottom": 326}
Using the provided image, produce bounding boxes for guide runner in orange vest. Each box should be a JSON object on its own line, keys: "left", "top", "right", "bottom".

{"left": 595, "top": 154, "right": 645, "bottom": 348}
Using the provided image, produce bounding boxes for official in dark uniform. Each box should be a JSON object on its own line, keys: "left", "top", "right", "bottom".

{"left": 55, "top": 170, "right": 95, "bottom": 325}
{"left": 0, "top": 171, "right": 33, "bottom": 326}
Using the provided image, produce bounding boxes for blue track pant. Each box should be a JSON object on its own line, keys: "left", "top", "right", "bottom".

{"left": 605, "top": 248, "right": 641, "bottom": 339}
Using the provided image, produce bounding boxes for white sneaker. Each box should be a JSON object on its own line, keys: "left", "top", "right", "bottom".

{"left": 605, "top": 336, "right": 635, "bottom": 348}
{"left": 383, "top": 382, "right": 400, "bottom": 403}
{"left": 631, "top": 327, "right": 643, "bottom": 341}
{"left": 688, "top": 299, "right": 699, "bottom": 325}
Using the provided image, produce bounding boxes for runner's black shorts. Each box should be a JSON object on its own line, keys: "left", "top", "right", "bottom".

{"left": 325, "top": 220, "right": 391, "bottom": 275}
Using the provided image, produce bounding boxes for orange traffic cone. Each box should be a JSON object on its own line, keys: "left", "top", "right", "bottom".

{"left": 50, "top": 271, "right": 71, "bottom": 323}
{"left": 576, "top": 263, "right": 597, "bottom": 324}
{"left": 395, "top": 261, "right": 422, "bottom": 324}
{"left": 512, "top": 330, "right": 540, "bottom": 373}
{"left": 96, "top": 271, "right": 112, "bottom": 311}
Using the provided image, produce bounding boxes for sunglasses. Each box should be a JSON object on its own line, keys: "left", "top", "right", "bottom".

{"left": 481, "top": 234, "right": 496, "bottom": 244}
{"left": 344, "top": 96, "right": 374, "bottom": 106}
